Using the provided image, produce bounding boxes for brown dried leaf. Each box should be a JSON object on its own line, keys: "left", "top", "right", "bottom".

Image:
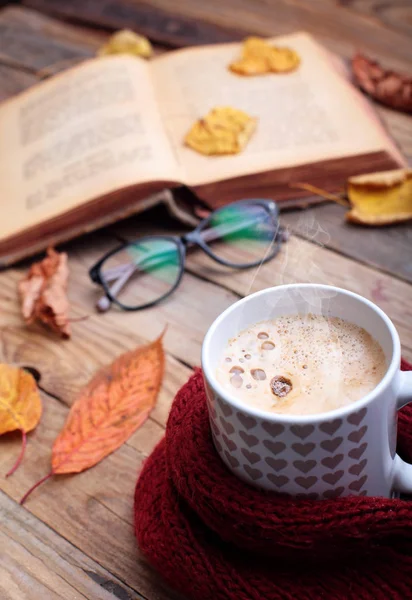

{"left": 18, "top": 248, "right": 71, "bottom": 338}
{"left": 346, "top": 168, "right": 412, "bottom": 225}
{"left": 229, "top": 36, "right": 300, "bottom": 76}
{"left": 98, "top": 29, "right": 152, "bottom": 59}
{"left": 352, "top": 53, "right": 412, "bottom": 113}
{"left": 184, "top": 107, "right": 257, "bottom": 156}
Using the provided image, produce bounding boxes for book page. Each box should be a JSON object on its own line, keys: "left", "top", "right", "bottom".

{"left": 151, "top": 32, "right": 395, "bottom": 187}
{"left": 0, "top": 56, "right": 180, "bottom": 241}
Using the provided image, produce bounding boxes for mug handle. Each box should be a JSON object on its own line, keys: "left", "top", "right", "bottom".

{"left": 393, "top": 370, "right": 412, "bottom": 493}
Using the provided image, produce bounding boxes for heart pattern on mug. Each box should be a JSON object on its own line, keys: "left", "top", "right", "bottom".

{"left": 348, "top": 443, "right": 367, "bottom": 460}
{"left": 347, "top": 407, "right": 367, "bottom": 426}
{"left": 237, "top": 413, "right": 257, "bottom": 430}
{"left": 295, "top": 476, "right": 318, "bottom": 490}
{"left": 267, "top": 474, "right": 289, "bottom": 488}
{"left": 348, "top": 426, "right": 368, "bottom": 444}
{"left": 262, "top": 422, "right": 285, "bottom": 437}
{"left": 224, "top": 451, "right": 239, "bottom": 469}
{"left": 264, "top": 440, "right": 286, "bottom": 455}
{"left": 209, "top": 405, "right": 217, "bottom": 419}
{"left": 210, "top": 419, "right": 220, "bottom": 436}
{"left": 319, "top": 419, "right": 342, "bottom": 436}
{"left": 320, "top": 437, "right": 343, "bottom": 454}
{"left": 220, "top": 417, "right": 235, "bottom": 435}
{"left": 292, "top": 442, "right": 316, "bottom": 457}
{"left": 349, "top": 460, "right": 367, "bottom": 476}
{"left": 243, "top": 465, "right": 263, "bottom": 480}
{"left": 290, "top": 425, "right": 315, "bottom": 439}
{"left": 211, "top": 393, "right": 372, "bottom": 497}
{"left": 321, "top": 454, "right": 344, "bottom": 469}
{"left": 293, "top": 460, "right": 317, "bottom": 474}
{"left": 348, "top": 475, "right": 368, "bottom": 492}
{"left": 323, "top": 487, "right": 344, "bottom": 499}
{"left": 322, "top": 470, "right": 344, "bottom": 485}
{"left": 222, "top": 434, "right": 237, "bottom": 451}
{"left": 213, "top": 438, "right": 222, "bottom": 453}
{"left": 239, "top": 431, "right": 259, "bottom": 447}
{"left": 265, "top": 457, "right": 287, "bottom": 472}
{"left": 217, "top": 398, "right": 233, "bottom": 417}
{"left": 241, "top": 448, "right": 260, "bottom": 465}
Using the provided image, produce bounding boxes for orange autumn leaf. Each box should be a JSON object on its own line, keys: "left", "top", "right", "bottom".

{"left": 0, "top": 364, "right": 42, "bottom": 477}
{"left": 20, "top": 334, "right": 165, "bottom": 504}
{"left": 18, "top": 247, "right": 71, "bottom": 339}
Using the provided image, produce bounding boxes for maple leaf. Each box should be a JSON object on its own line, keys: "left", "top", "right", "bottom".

{"left": 18, "top": 248, "right": 71, "bottom": 339}
{"left": 20, "top": 333, "right": 165, "bottom": 504}
{"left": 0, "top": 364, "right": 42, "bottom": 476}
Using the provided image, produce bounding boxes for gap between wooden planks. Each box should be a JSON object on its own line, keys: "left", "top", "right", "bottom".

{"left": 0, "top": 490, "right": 143, "bottom": 600}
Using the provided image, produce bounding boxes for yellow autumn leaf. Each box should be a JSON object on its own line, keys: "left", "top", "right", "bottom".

{"left": 98, "top": 29, "right": 152, "bottom": 59}
{"left": 184, "top": 107, "right": 257, "bottom": 156}
{"left": 229, "top": 36, "right": 300, "bottom": 76}
{"left": 346, "top": 168, "right": 412, "bottom": 225}
{"left": 0, "top": 364, "right": 42, "bottom": 476}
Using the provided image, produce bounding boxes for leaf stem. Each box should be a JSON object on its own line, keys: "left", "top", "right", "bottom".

{"left": 19, "top": 472, "right": 53, "bottom": 505}
{"left": 6, "top": 430, "right": 27, "bottom": 477}
{"left": 290, "top": 183, "right": 350, "bottom": 208}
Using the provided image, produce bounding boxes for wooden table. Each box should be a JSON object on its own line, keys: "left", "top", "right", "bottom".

{"left": 0, "top": 2, "right": 411, "bottom": 599}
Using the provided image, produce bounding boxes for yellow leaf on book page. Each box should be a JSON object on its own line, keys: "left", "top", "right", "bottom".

{"left": 229, "top": 36, "right": 300, "bottom": 76}
{"left": 346, "top": 169, "right": 412, "bottom": 225}
{"left": 184, "top": 107, "right": 257, "bottom": 156}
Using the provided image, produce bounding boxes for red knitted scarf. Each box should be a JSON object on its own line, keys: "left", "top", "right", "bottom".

{"left": 135, "top": 360, "right": 412, "bottom": 600}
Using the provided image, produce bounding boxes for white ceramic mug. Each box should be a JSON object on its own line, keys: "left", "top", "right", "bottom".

{"left": 202, "top": 284, "right": 412, "bottom": 498}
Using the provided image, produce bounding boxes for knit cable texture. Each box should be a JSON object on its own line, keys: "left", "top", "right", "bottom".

{"left": 135, "top": 360, "right": 412, "bottom": 600}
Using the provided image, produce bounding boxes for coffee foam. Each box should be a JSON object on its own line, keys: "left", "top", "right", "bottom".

{"left": 215, "top": 314, "right": 386, "bottom": 415}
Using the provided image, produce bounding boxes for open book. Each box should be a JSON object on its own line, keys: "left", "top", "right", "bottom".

{"left": 0, "top": 32, "right": 405, "bottom": 266}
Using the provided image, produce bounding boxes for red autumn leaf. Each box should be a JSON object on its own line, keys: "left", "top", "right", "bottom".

{"left": 352, "top": 53, "right": 412, "bottom": 114}
{"left": 18, "top": 247, "right": 71, "bottom": 339}
{"left": 20, "top": 333, "right": 165, "bottom": 504}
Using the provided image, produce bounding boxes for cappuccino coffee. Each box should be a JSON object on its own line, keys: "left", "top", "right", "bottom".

{"left": 216, "top": 314, "right": 386, "bottom": 415}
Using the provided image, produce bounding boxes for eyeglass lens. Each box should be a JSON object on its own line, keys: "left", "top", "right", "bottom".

{"left": 100, "top": 238, "right": 181, "bottom": 308}
{"left": 199, "top": 202, "right": 278, "bottom": 265}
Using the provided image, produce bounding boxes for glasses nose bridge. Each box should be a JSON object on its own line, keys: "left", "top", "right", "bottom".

{"left": 182, "top": 230, "right": 199, "bottom": 246}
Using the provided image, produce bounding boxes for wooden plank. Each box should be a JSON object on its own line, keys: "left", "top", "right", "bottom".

{"left": 281, "top": 202, "right": 412, "bottom": 284}
{"left": 21, "top": 0, "right": 242, "bottom": 48}
{"left": 330, "top": 0, "right": 412, "bottom": 39}
{"left": 0, "top": 491, "right": 138, "bottom": 600}
{"left": 0, "top": 380, "right": 188, "bottom": 600}
{"left": 0, "top": 6, "right": 104, "bottom": 72}
{"left": 0, "top": 63, "right": 37, "bottom": 101}
{"left": 22, "top": 0, "right": 412, "bottom": 68}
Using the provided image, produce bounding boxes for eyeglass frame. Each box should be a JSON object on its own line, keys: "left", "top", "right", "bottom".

{"left": 89, "top": 198, "right": 282, "bottom": 312}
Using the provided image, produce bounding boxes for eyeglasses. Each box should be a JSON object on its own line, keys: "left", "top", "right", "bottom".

{"left": 89, "top": 199, "right": 283, "bottom": 312}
